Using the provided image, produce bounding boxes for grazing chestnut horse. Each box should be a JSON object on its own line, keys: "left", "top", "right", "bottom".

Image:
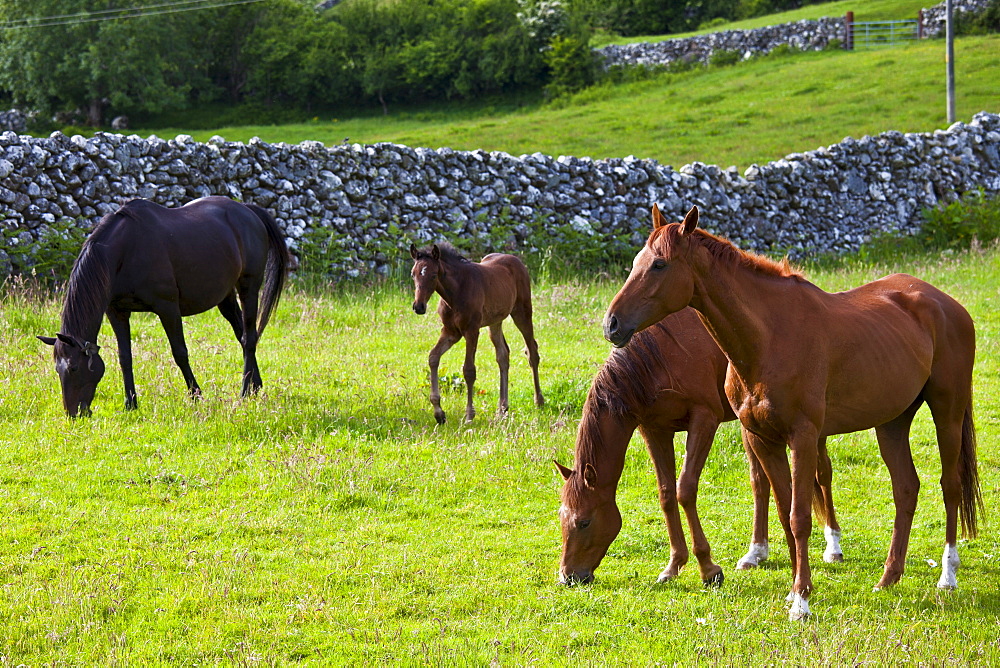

{"left": 409, "top": 242, "right": 543, "bottom": 424}
{"left": 39, "top": 197, "right": 289, "bottom": 417}
{"left": 604, "top": 205, "right": 982, "bottom": 620}
{"left": 556, "top": 308, "right": 843, "bottom": 587}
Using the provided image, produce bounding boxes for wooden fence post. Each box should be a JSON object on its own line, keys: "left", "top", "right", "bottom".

{"left": 844, "top": 12, "right": 854, "bottom": 50}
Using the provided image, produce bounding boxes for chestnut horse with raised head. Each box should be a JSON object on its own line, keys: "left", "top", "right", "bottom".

{"left": 604, "top": 204, "right": 982, "bottom": 620}
{"left": 556, "top": 308, "right": 843, "bottom": 587}
{"left": 409, "top": 242, "right": 543, "bottom": 424}
{"left": 39, "top": 196, "right": 289, "bottom": 417}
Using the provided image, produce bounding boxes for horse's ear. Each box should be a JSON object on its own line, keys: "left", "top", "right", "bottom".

{"left": 554, "top": 460, "right": 573, "bottom": 481}
{"left": 56, "top": 333, "right": 80, "bottom": 348}
{"left": 582, "top": 462, "right": 598, "bottom": 489}
{"left": 680, "top": 206, "right": 699, "bottom": 235}
{"left": 431, "top": 244, "right": 441, "bottom": 261}
{"left": 409, "top": 243, "right": 418, "bottom": 259}
{"left": 38, "top": 336, "right": 56, "bottom": 346}
{"left": 651, "top": 203, "right": 667, "bottom": 230}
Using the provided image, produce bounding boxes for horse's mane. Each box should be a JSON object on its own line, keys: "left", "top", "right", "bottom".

{"left": 569, "top": 322, "right": 675, "bottom": 482}
{"left": 413, "top": 241, "right": 473, "bottom": 266}
{"left": 657, "top": 224, "right": 803, "bottom": 279}
{"left": 60, "top": 211, "right": 120, "bottom": 336}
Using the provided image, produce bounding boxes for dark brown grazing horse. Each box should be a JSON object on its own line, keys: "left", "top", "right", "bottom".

{"left": 409, "top": 242, "right": 543, "bottom": 424}
{"left": 604, "top": 205, "right": 982, "bottom": 620}
{"left": 39, "top": 196, "right": 289, "bottom": 417}
{"left": 556, "top": 308, "right": 843, "bottom": 587}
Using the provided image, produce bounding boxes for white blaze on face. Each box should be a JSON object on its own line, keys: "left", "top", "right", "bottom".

{"left": 937, "top": 543, "right": 960, "bottom": 589}
{"left": 420, "top": 266, "right": 427, "bottom": 277}
{"left": 56, "top": 358, "right": 70, "bottom": 374}
{"left": 736, "top": 541, "right": 769, "bottom": 569}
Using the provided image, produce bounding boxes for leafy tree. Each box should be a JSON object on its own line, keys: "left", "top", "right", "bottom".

{"left": 0, "top": 0, "right": 212, "bottom": 126}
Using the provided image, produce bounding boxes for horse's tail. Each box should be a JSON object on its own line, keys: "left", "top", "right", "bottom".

{"left": 246, "top": 203, "right": 289, "bottom": 338}
{"left": 811, "top": 478, "right": 829, "bottom": 527}
{"left": 959, "top": 402, "right": 984, "bottom": 538}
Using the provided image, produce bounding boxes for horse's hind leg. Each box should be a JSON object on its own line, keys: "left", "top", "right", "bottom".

{"left": 428, "top": 328, "right": 460, "bottom": 424}
{"left": 925, "top": 388, "right": 973, "bottom": 590}
{"left": 235, "top": 285, "right": 262, "bottom": 396}
{"left": 218, "top": 291, "right": 245, "bottom": 341}
{"left": 107, "top": 307, "right": 138, "bottom": 410}
{"left": 673, "top": 407, "right": 724, "bottom": 585}
{"left": 737, "top": 431, "right": 772, "bottom": 570}
{"left": 814, "top": 437, "right": 843, "bottom": 563}
{"left": 489, "top": 324, "right": 510, "bottom": 418}
{"left": 510, "top": 302, "right": 543, "bottom": 407}
{"left": 873, "top": 401, "right": 921, "bottom": 590}
{"left": 157, "top": 307, "right": 201, "bottom": 399}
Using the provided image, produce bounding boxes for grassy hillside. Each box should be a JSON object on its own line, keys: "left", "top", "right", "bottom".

{"left": 148, "top": 35, "right": 1000, "bottom": 172}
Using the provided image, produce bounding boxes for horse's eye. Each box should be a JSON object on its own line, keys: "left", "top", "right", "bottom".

{"left": 652, "top": 259, "right": 667, "bottom": 270}
{"left": 577, "top": 519, "right": 591, "bottom": 530}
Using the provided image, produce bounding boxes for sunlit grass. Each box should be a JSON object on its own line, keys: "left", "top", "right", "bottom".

{"left": 2, "top": 244, "right": 999, "bottom": 662}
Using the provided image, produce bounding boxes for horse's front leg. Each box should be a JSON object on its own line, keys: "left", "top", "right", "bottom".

{"left": 157, "top": 308, "right": 201, "bottom": 399}
{"left": 488, "top": 324, "right": 510, "bottom": 418}
{"left": 107, "top": 308, "right": 138, "bottom": 410}
{"left": 786, "top": 426, "right": 821, "bottom": 621}
{"left": 674, "top": 408, "right": 724, "bottom": 586}
{"left": 737, "top": 428, "right": 772, "bottom": 569}
{"left": 428, "top": 329, "right": 460, "bottom": 424}
{"left": 461, "top": 327, "right": 480, "bottom": 423}
{"left": 640, "top": 425, "right": 688, "bottom": 582}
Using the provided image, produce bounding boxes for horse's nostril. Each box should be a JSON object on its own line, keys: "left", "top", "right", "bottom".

{"left": 608, "top": 315, "right": 619, "bottom": 334}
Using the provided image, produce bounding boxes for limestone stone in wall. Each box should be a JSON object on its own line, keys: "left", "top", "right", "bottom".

{"left": 0, "top": 112, "right": 998, "bottom": 278}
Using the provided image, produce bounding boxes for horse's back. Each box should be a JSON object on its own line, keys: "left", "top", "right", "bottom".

{"left": 110, "top": 197, "right": 271, "bottom": 314}
{"left": 819, "top": 273, "right": 974, "bottom": 433}
{"left": 476, "top": 252, "right": 533, "bottom": 321}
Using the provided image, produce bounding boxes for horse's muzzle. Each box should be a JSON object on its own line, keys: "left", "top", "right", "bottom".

{"left": 602, "top": 314, "right": 634, "bottom": 348}
{"left": 412, "top": 302, "right": 426, "bottom": 315}
{"left": 559, "top": 569, "right": 595, "bottom": 586}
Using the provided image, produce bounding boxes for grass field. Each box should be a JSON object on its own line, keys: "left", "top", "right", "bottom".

{"left": 145, "top": 35, "right": 1000, "bottom": 172}
{"left": 2, "top": 244, "right": 999, "bottom": 663}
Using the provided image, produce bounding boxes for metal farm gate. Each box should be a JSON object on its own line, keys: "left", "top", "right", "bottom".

{"left": 844, "top": 12, "right": 925, "bottom": 50}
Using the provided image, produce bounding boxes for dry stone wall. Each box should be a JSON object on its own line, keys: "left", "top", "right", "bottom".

{"left": 596, "top": 0, "right": 992, "bottom": 69}
{"left": 1, "top": 112, "right": 999, "bottom": 278}
{"left": 598, "top": 17, "right": 846, "bottom": 68}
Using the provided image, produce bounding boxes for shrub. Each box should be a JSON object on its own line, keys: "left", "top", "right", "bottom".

{"left": 918, "top": 190, "right": 1000, "bottom": 250}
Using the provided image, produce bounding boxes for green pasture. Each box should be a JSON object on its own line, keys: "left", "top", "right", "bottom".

{"left": 1, "top": 244, "right": 999, "bottom": 663}
{"left": 146, "top": 35, "right": 1000, "bottom": 173}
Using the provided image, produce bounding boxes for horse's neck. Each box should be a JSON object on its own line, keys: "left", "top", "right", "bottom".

{"left": 575, "top": 401, "right": 632, "bottom": 490}
{"left": 689, "top": 259, "right": 788, "bottom": 373}
{"left": 61, "top": 243, "right": 114, "bottom": 341}
{"left": 435, "top": 258, "right": 474, "bottom": 305}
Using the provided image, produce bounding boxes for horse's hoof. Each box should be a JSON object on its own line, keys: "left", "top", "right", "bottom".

{"left": 824, "top": 552, "right": 844, "bottom": 563}
{"left": 703, "top": 571, "right": 724, "bottom": 588}
{"left": 656, "top": 569, "right": 679, "bottom": 583}
{"left": 434, "top": 413, "right": 446, "bottom": 425}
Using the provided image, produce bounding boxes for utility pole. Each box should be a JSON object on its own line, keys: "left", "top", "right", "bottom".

{"left": 946, "top": 0, "right": 956, "bottom": 123}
